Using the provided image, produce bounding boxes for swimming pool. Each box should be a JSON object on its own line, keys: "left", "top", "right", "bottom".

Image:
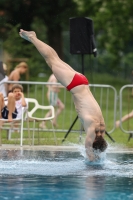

{"left": 0, "top": 147, "right": 133, "bottom": 200}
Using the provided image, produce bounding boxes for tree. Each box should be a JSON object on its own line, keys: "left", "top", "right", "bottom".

{"left": 0, "top": 0, "right": 36, "bottom": 34}
{"left": 33, "top": 0, "right": 78, "bottom": 59}
{"left": 0, "top": 0, "right": 78, "bottom": 58}
{"left": 78, "top": 0, "right": 133, "bottom": 69}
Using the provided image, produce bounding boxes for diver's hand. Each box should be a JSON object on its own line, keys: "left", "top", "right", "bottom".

{"left": 86, "top": 148, "right": 100, "bottom": 162}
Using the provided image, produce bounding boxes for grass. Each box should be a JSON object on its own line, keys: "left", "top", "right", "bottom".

{"left": 1, "top": 72, "right": 133, "bottom": 148}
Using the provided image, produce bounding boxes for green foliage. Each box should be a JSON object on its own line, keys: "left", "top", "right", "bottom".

{"left": 80, "top": 0, "right": 133, "bottom": 67}
{"left": 0, "top": 0, "right": 79, "bottom": 75}
{"left": 1, "top": 0, "right": 133, "bottom": 77}
{"left": 3, "top": 24, "right": 32, "bottom": 57}
{"left": 3, "top": 24, "right": 51, "bottom": 78}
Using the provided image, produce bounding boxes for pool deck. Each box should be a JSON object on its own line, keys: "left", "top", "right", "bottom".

{"left": 0, "top": 144, "right": 133, "bottom": 153}
{"left": 0, "top": 144, "right": 79, "bottom": 152}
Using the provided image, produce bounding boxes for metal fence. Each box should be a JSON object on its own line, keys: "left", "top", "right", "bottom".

{"left": 119, "top": 85, "right": 133, "bottom": 136}
{"left": 0, "top": 81, "right": 117, "bottom": 136}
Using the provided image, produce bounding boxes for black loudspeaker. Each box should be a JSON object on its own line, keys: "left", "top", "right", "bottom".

{"left": 70, "top": 17, "right": 97, "bottom": 56}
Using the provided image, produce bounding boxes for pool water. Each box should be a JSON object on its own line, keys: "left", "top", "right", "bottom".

{"left": 0, "top": 148, "right": 133, "bottom": 200}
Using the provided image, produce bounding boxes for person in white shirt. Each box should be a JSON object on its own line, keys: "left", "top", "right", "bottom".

{"left": 0, "top": 84, "right": 27, "bottom": 122}
{"left": 0, "top": 62, "right": 8, "bottom": 98}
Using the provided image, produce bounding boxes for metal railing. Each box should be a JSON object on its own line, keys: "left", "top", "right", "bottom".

{"left": 89, "top": 84, "right": 117, "bottom": 134}
{"left": 0, "top": 81, "right": 117, "bottom": 136}
{"left": 119, "top": 84, "right": 133, "bottom": 135}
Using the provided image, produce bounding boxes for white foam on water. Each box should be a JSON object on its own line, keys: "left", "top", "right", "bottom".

{"left": 0, "top": 144, "right": 133, "bottom": 177}
{"left": 0, "top": 158, "right": 85, "bottom": 176}
{"left": 70, "top": 143, "right": 133, "bottom": 178}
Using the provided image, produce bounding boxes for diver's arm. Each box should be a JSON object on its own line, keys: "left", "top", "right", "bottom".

{"left": 85, "top": 126, "right": 96, "bottom": 162}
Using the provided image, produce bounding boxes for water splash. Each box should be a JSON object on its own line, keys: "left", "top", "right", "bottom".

{"left": 0, "top": 146, "right": 133, "bottom": 177}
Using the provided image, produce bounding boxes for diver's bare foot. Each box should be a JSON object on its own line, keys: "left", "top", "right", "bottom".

{"left": 115, "top": 121, "right": 120, "bottom": 128}
{"left": 19, "top": 29, "right": 36, "bottom": 42}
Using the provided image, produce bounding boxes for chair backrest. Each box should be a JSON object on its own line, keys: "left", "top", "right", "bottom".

{"left": 25, "top": 98, "right": 38, "bottom": 105}
{"left": 25, "top": 98, "right": 39, "bottom": 117}
{"left": 26, "top": 98, "right": 55, "bottom": 120}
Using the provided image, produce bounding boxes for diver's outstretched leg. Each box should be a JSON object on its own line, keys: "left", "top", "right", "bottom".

{"left": 19, "top": 29, "right": 75, "bottom": 87}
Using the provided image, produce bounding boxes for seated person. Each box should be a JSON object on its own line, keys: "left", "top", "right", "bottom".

{"left": 0, "top": 84, "right": 28, "bottom": 122}
{"left": 0, "top": 62, "right": 8, "bottom": 98}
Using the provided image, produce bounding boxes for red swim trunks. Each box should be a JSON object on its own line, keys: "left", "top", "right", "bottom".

{"left": 66, "top": 73, "right": 89, "bottom": 91}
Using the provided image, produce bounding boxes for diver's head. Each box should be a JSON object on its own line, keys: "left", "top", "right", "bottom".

{"left": 93, "top": 135, "right": 108, "bottom": 152}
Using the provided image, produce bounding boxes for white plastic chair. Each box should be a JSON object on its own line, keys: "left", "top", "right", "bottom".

{"left": 26, "top": 98, "right": 57, "bottom": 145}
{"left": 0, "top": 106, "right": 30, "bottom": 146}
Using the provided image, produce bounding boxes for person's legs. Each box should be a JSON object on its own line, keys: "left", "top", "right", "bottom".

{"left": 40, "top": 91, "right": 57, "bottom": 128}
{"left": 53, "top": 99, "right": 65, "bottom": 127}
{"left": 7, "top": 93, "right": 16, "bottom": 122}
{"left": 19, "top": 29, "right": 76, "bottom": 87}
{"left": 39, "top": 110, "right": 52, "bottom": 129}
{"left": 40, "top": 98, "right": 65, "bottom": 128}
{"left": 0, "top": 93, "right": 5, "bottom": 118}
{"left": 116, "top": 110, "right": 133, "bottom": 128}
{"left": 0, "top": 93, "right": 5, "bottom": 126}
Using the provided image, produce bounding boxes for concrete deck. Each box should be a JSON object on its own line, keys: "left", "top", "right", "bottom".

{"left": 0, "top": 144, "right": 133, "bottom": 153}
{"left": 0, "top": 144, "right": 79, "bottom": 152}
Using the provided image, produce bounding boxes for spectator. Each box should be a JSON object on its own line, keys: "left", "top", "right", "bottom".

{"left": 39, "top": 74, "right": 65, "bottom": 129}
{"left": 0, "top": 62, "right": 8, "bottom": 97}
{"left": 116, "top": 110, "right": 133, "bottom": 128}
{"left": 0, "top": 84, "right": 27, "bottom": 122}
{"left": 8, "top": 62, "right": 28, "bottom": 92}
